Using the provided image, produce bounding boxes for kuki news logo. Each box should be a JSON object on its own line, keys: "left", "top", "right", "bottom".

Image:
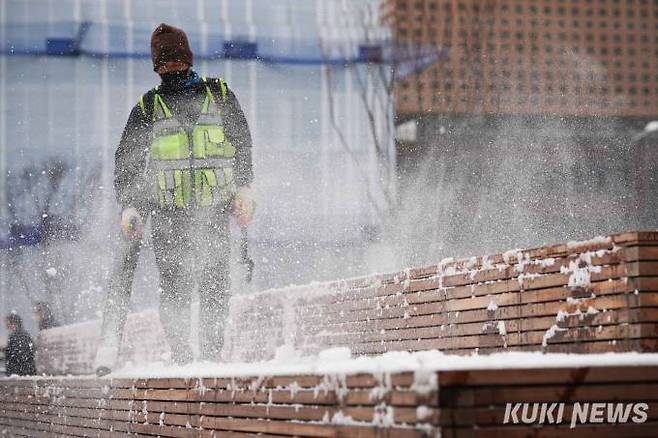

{"left": 503, "top": 402, "right": 648, "bottom": 428}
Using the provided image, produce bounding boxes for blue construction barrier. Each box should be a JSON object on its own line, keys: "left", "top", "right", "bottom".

{"left": 1, "top": 21, "right": 392, "bottom": 64}
{"left": 1, "top": 22, "right": 448, "bottom": 78}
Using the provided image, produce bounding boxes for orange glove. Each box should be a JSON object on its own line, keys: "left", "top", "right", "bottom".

{"left": 121, "top": 207, "right": 144, "bottom": 241}
{"left": 233, "top": 187, "right": 256, "bottom": 228}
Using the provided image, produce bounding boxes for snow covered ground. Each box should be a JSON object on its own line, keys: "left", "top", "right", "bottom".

{"left": 109, "top": 349, "right": 658, "bottom": 379}
{"left": 6, "top": 348, "right": 655, "bottom": 381}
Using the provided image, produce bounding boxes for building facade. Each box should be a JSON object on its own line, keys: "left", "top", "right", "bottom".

{"left": 387, "top": 0, "right": 658, "bottom": 117}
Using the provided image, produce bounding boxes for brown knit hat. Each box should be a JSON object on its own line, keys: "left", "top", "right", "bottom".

{"left": 151, "top": 23, "right": 193, "bottom": 71}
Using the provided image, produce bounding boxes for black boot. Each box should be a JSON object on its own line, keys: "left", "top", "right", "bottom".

{"left": 96, "top": 366, "right": 112, "bottom": 377}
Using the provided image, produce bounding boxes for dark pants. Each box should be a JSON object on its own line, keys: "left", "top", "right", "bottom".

{"left": 151, "top": 208, "right": 231, "bottom": 363}
{"left": 97, "top": 208, "right": 231, "bottom": 367}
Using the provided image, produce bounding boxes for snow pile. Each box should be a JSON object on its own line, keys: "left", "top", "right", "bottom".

{"left": 497, "top": 320, "right": 507, "bottom": 336}
{"left": 542, "top": 325, "right": 568, "bottom": 347}
{"left": 566, "top": 235, "right": 613, "bottom": 249}
{"left": 644, "top": 121, "right": 658, "bottom": 133}
{"left": 416, "top": 405, "right": 433, "bottom": 421}
{"left": 560, "top": 250, "right": 607, "bottom": 288}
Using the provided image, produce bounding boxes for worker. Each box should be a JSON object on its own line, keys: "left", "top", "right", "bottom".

{"left": 34, "top": 301, "right": 59, "bottom": 331}
{"left": 4, "top": 313, "right": 37, "bottom": 376}
{"left": 94, "top": 23, "right": 255, "bottom": 376}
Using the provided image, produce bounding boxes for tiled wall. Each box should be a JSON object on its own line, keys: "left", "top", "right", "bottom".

{"left": 388, "top": 0, "right": 658, "bottom": 117}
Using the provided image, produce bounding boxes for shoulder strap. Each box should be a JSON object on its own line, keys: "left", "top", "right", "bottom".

{"left": 149, "top": 86, "right": 175, "bottom": 121}
{"left": 137, "top": 88, "right": 157, "bottom": 120}
{"left": 217, "top": 78, "right": 228, "bottom": 101}
{"left": 200, "top": 77, "right": 230, "bottom": 116}
{"left": 138, "top": 95, "right": 146, "bottom": 117}
{"left": 202, "top": 77, "right": 229, "bottom": 103}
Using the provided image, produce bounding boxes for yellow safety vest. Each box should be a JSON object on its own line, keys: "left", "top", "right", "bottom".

{"left": 139, "top": 77, "right": 237, "bottom": 208}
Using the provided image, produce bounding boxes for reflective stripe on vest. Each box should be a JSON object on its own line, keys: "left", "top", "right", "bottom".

{"left": 146, "top": 77, "right": 236, "bottom": 208}
{"left": 149, "top": 157, "right": 234, "bottom": 171}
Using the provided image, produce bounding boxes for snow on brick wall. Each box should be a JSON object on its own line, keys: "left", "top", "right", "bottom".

{"left": 221, "top": 230, "right": 658, "bottom": 362}
{"left": 223, "top": 282, "right": 339, "bottom": 362}
{"left": 34, "top": 231, "right": 658, "bottom": 374}
{"left": 35, "top": 310, "right": 170, "bottom": 375}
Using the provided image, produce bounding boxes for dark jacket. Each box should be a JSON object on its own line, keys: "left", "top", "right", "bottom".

{"left": 114, "top": 77, "right": 254, "bottom": 215}
{"left": 38, "top": 314, "right": 59, "bottom": 331}
{"left": 5, "top": 329, "right": 37, "bottom": 376}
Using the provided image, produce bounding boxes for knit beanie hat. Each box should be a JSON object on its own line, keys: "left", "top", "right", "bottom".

{"left": 151, "top": 23, "right": 193, "bottom": 71}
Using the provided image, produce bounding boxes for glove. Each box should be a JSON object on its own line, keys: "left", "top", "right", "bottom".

{"left": 233, "top": 187, "right": 256, "bottom": 228}
{"left": 121, "top": 207, "right": 144, "bottom": 241}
